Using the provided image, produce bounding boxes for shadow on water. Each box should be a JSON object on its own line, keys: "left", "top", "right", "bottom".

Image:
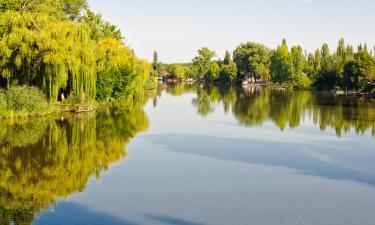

{"left": 35, "top": 202, "right": 141, "bottom": 225}
{"left": 147, "top": 215, "right": 210, "bottom": 225}
{"left": 142, "top": 133, "right": 375, "bottom": 187}
{"left": 34, "top": 202, "right": 210, "bottom": 225}
{"left": 0, "top": 108, "right": 149, "bottom": 225}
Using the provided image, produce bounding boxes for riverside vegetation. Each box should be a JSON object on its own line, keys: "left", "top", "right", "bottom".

{"left": 0, "top": 0, "right": 154, "bottom": 118}
{"left": 154, "top": 39, "right": 375, "bottom": 92}
{"left": 0, "top": 2, "right": 374, "bottom": 224}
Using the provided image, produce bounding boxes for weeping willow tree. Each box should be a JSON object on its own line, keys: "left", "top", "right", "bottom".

{"left": 0, "top": 0, "right": 152, "bottom": 105}
{"left": 0, "top": 11, "right": 97, "bottom": 101}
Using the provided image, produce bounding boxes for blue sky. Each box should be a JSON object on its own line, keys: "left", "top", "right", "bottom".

{"left": 88, "top": 0, "right": 375, "bottom": 63}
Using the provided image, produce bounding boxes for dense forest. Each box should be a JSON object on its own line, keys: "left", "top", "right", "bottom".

{"left": 0, "top": 0, "right": 153, "bottom": 117}
{"left": 155, "top": 39, "right": 375, "bottom": 92}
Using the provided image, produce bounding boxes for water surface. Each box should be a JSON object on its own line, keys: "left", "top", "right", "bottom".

{"left": 1, "top": 84, "right": 375, "bottom": 225}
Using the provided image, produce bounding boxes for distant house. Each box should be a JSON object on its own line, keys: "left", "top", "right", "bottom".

{"left": 162, "top": 70, "right": 170, "bottom": 77}
{"left": 157, "top": 70, "right": 170, "bottom": 81}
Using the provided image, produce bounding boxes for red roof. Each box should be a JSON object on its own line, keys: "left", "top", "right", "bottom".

{"left": 162, "top": 70, "right": 170, "bottom": 76}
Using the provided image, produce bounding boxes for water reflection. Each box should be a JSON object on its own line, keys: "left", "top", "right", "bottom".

{"left": 0, "top": 109, "right": 148, "bottom": 225}
{"left": 2, "top": 84, "right": 375, "bottom": 225}
{"left": 144, "top": 133, "right": 375, "bottom": 187}
{"left": 159, "top": 84, "right": 375, "bottom": 137}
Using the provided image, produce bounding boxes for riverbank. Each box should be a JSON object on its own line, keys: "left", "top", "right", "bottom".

{"left": 60, "top": 103, "right": 95, "bottom": 113}
{"left": 0, "top": 86, "right": 57, "bottom": 119}
{"left": 159, "top": 80, "right": 375, "bottom": 99}
{"left": 159, "top": 78, "right": 295, "bottom": 90}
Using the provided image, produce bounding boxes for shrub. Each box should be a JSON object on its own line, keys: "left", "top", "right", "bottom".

{"left": 295, "top": 73, "right": 312, "bottom": 89}
{"left": 219, "top": 62, "right": 238, "bottom": 83}
{"left": 0, "top": 86, "right": 52, "bottom": 117}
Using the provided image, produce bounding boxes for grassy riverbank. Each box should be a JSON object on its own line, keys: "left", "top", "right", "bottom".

{"left": 0, "top": 86, "right": 57, "bottom": 119}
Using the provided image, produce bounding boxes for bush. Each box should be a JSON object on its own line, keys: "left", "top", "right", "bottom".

{"left": 219, "top": 62, "right": 238, "bottom": 83}
{"left": 0, "top": 86, "right": 52, "bottom": 117}
{"left": 295, "top": 73, "right": 312, "bottom": 89}
{"left": 63, "top": 94, "right": 82, "bottom": 105}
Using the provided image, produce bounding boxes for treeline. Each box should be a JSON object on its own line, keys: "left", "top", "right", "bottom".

{"left": 155, "top": 39, "right": 375, "bottom": 92}
{"left": 0, "top": 0, "right": 153, "bottom": 116}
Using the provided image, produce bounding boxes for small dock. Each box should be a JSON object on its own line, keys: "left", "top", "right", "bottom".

{"left": 60, "top": 104, "right": 94, "bottom": 113}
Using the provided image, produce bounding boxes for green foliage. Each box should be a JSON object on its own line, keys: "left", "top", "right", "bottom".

{"left": 0, "top": 11, "right": 97, "bottom": 101}
{"left": 144, "top": 77, "right": 157, "bottom": 90}
{"left": 290, "top": 46, "right": 305, "bottom": 80}
{"left": 321, "top": 43, "right": 333, "bottom": 71}
{"left": 314, "top": 44, "right": 337, "bottom": 89}
{"left": 188, "top": 39, "right": 374, "bottom": 92}
{"left": 289, "top": 45, "right": 310, "bottom": 88}
{"left": 0, "top": 0, "right": 19, "bottom": 12}
{"left": 270, "top": 39, "right": 292, "bottom": 83}
{"left": 268, "top": 38, "right": 375, "bottom": 91}
{"left": 0, "top": 86, "right": 52, "bottom": 117}
{"left": 354, "top": 44, "right": 375, "bottom": 91}
{"left": 96, "top": 61, "right": 150, "bottom": 107}
{"left": 304, "top": 53, "right": 315, "bottom": 78}
{"left": 233, "top": 42, "right": 271, "bottom": 81}
{"left": 204, "top": 62, "right": 220, "bottom": 81}
{"left": 62, "top": 0, "right": 88, "bottom": 20}
{"left": 0, "top": 0, "right": 151, "bottom": 108}
{"left": 82, "top": 9, "right": 123, "bottom": 41}
{"left": 192, "top": 47, "right": 216, "bottom": 79}
{"left": 223, "top": 50, "right": 231, "bottom": 65}
{"left": 0, "top": 90, "right": 6, "bottom": 114}
{"left": 0, "top": 0, "right": 88, "bottom": 20}
{"left": 295, "top": 73, "right": 312, "bottom": 89}
{"left": 314, "top": 49, "right": 322, "bottom": 69}
{"left": 219, "top": 61, "right": 237, "bottom": 82}
{"left": 95, "top": 38, "right": 151, "bottom": 106}
{"left": 312, "top": 40, "right": 375, "bottom": 91}
{"left": 343, "top": 61, "right": 356, "bottom": 89}
{"left": 152, "top": 51, "right": 159, "bottom": 71}
{"left": 168, "top": 64, "right": 189, "bottom": 79}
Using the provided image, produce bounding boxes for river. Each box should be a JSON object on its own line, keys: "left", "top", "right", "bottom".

{"left": 1, "top": 84, "right": 375, "bottom": 225}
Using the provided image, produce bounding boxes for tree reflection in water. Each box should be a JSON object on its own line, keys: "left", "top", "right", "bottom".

{"left": 161, "top": 84, "right": 375, "bottom": 137}
{"left": 0, "top": 108, "right": 148, "bottom": 225}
